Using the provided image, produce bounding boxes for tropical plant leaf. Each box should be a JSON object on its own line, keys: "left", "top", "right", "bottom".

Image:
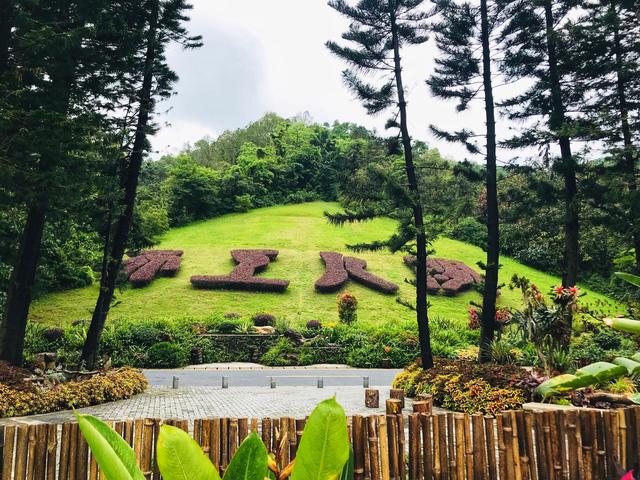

{"left": 291, "top": 398, "right": 349, "bottom": 480}
{"left": 629, "top": 393, "right": 640, "bottom": 405}
{"left": 615, "top": 272, "right": 640, "bottom": 288}
{"left": 222, "top": 432, "right": 268, "bottom": 480}
{"left": 340, "top": 446, "right": 354, "bottom": 480}
{"left": 75, "top": 413, "right": 145, "bottom": 480}
{"left": 157, "top": 425, "right": 221, "bottom": 480}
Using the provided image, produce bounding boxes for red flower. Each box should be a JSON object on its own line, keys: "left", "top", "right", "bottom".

{"left": 569, "top": 286, "right": 579, "bottom": 296}
{"left": 621, "top": 470, "right": 635, "bottom": 480}
{"left": 554, "top": 286, "right": 565, "bottom": 296}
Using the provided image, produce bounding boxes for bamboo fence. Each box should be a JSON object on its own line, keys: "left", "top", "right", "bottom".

{"left": 1, "top": 406, "right": 638, "bottom": 479}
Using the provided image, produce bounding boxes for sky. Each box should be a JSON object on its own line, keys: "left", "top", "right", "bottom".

{"left": 152, "top": 0, "right": 524, "bottom": 164}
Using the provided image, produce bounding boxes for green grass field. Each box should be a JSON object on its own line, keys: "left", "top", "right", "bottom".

{"left": 30, "top": 202, "right": 622, "bottom": 327}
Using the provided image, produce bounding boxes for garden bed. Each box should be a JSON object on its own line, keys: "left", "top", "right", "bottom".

{"left": 0, "top": 366, "right": 147, "bottom": 418}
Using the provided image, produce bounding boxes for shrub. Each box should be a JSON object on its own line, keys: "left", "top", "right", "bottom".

{"left": 146, "top": 342, "right": 188, "bottom": 368}
{"left": 450, "top": 217, "right": 488, "bottom": 248}
{"left": 252, "top": 313, "right": 276, "bottom": 327}
{"left": 315, "top": 252, "right": 349, "bottom": 292}
{"left": 392, "top": 358, "right": 533, "bottom": 414}
{"left": 403, "top": 256, "right": 481, "bottom": 295}
{"left": 0, "top": 368, "right": 147, "bottom": 418}
{"left": 344, "top": 256, "right": 398, "bottom": 294}
{"left": 306, "top": 320, "right": 322, "bottom": 330}
{"left": 191, "top": 249, "right": 289, "bottom": 292}
{"left": 43, "top": 327, "right": 65, "bottom": 342}
{"left": 337, "top": 292, "right": 358, "bottom": 324}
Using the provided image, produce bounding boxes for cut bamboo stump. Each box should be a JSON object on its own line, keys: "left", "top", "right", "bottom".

{"left": 390, "top": 389, "right": 405, "bottom": 408}
{"left": 365, "top": 389, "right": 380, "bottom": 408}
{"left": 413, "top": 398, "right": 433, "bottom": 414}
{"left": 386, "top": 399, "right": 403, "bottom": 415}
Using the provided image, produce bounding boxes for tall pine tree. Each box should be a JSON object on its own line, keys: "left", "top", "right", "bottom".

{"left": 499, "top": 0, "right": 582, "bottom": 293}
{"left": 81, "top": 0, "right": 201, "bottom": 368}
{"left": 327, "top": 0, "right": 434, "bottom": 368}
{"left": 427, "top": 0, "right": 505, "bottom": 362}
{"left": 569, "top": 0, "right": 640, "bottom": 270}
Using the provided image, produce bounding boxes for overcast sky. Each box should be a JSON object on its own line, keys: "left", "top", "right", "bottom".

{"left": 152, "top": 0, "right": 526, "bottom": 164}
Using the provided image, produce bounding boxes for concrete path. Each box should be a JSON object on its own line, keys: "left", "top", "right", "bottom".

{"left": 0, "top": 366, "right": 412, "bottom": 425}
{"left": 0, "top": 386, "right": 420, "bottom": 425}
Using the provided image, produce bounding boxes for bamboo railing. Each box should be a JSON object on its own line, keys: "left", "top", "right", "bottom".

{"left": 1, "top": 406, "right": 638, "bottom": 479}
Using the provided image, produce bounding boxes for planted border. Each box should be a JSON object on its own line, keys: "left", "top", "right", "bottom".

{"left": 404, "top": 256, "right": 481, "bottom": 295}
{"left": 190, "top": 249, "right": 289, "bottom": 293}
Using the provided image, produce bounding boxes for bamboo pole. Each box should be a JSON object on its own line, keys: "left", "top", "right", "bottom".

{"left": 239, "top": 418, "right": 249, "bottom": 445}
{"left": 619, "top": 408, "right": 628, "bottom": 469}
{"left": 261, "top": 418, "right": 271, "bottom": 458}
{"left": 496, "top": 414, "right": 506, "bottom": 480}
{"left": 25, "top": 425, "right": 36, "bottom": 480}
{"left": 141, "top": 419, "right": 154, "bottom": 479}
{"left": 378, "top": 415, "right": 390, "bottom": 480}
{"left": 454, "top": 415, "right": 465, "bottom": 480}
{"left": 484, "top": 416, "right": 497, "bottom": 480}
{"left": 368, "top": 416, "right": 381, "bottom": 480}
{"left": 447, "top": 414, "right": 456, "bottom": 480}
{"left": 229, "top": 418, "right": 239, "bottom": 459}
{"left": 13, "top": 425, "right": 28, "bottom": 480}
{"left": 0, "top": 425, "right": 3, "bottom": 478}
{"left": 287, "top": 417, "right": 296, "bottom": 460}
{"left": 463, "top": 414, "right": 474, "bottom": 478}
{"left": 420, "top": 414, "right": 433, "bottom": 480}
{"left": 387, "top": 415, "right": 399, "bottom": 480}
{"left": 353, "top": 416, "right": 365, "bottom": 480}
{"left": 532, "top": 412, "right": 548, "bottom": 480}
{"left": 389, "top": 389, "right": 405, "bottom": 409}
{"left": 386, "top": 399, "right": 402, "bottom": 415}
{"left": 523, "top": 411, "right": 537, "bottom": 480}
{"left": 363, "top": 416, "right": 371, "bottom": 480}
{"left": 580, "top": 410, "right": 594, "bottom": 480}
{"left": 398, "top": 415, "right": 406, "bottom": 480}
{"left": 194, "top": 419, "right": 202, "bottom": 445}
{"left": 295, "top": 419, "right": 305, "bottom": 459}
{"left": 77, "top": 421, "right": 90, "bottom": 480}
{"left": 501, "top": 412, "right": 515, "bottom": 480}
{"left": 509, "top": 411, "right": 523, "bottom": 480}
{"left": 408, "top": 414, "right": 420, "bottom": 480}
{"left": 564, "top": 410, "right": 579, "bottom": 480}
{"left": 1, "top": 425, "right": 14, "bottom": 480}
{"left": 513, "top": 411, "right": 529, "bottom": 480}
{"left": 432, "top": 415, "right": 442, "bottom": 480}
{"left": 472, "top": 414, "right": 487, "bottom": 480}
{"left": 221, "top": 418, "right": 229, "bottom": 472}
{"left": 46, "top": 423, "right": 57, "bottom": 480}
{"left": 593, "top": 410, "right": 606, "bottom": 479}
{"left": 33, "top": 424, "right": 47, "bottom": 480}
{"left": 152, "top": 419, "right": 162, "bottom": 480}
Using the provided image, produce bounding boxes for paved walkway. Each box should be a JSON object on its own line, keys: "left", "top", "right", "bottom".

{"left": 0, "top": 386, "right": 420, "bottom": 425}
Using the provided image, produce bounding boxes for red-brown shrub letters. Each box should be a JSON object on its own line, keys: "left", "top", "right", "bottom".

{"left": 315, "top": 251, "right": 349, "bottom": 292}
{"left": 124, "top": 250, "right": 184, "bottom": 287}
{"left": 190, "top": 249, "right": 289, "bottom": 292}
{"left": 344, "top": 256, "right": 398, "bottom": 294}
{"left": 314, "top": 251, "right": 399, "bottom": 294}
{"left": 404, "top": 256, "right": 481, "bottom": 295}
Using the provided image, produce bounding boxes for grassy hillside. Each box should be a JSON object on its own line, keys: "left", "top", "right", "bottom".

{"left": 30, "top": 202, "right": 621, "bottom": 327}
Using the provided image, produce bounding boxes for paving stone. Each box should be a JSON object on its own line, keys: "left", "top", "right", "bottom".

{"left": 0, "top": 386, "right": 429, "bottom": 425}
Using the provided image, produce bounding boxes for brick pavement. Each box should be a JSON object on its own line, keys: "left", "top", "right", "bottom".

{"left": 0, "top": 386, "right": 427, "bottom": 425}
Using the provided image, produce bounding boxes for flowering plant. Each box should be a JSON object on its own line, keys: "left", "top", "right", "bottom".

{"left": 337, "top": 291, "right": 358, "bottom": 324}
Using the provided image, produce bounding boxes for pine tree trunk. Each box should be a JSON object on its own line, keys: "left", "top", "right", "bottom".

{"left": 479, "top": 0, "right": 499, "bottom": 363}
{"left": 0, "top": 0, "right": 10, "bottom": 75}
{"left": 0, "top": 201, "right": 47, "bottom": 365}
{"left": 610, "top": 1, "right": 640, "bottom": 271}
{"left": 390, "top": 11, "right": 433, "bottom": 370}
{"left": 81, "top": 0, "right": 160, "bottom": 369}
{"left": 543, "top": 0, "right": 579, "bottom": 289}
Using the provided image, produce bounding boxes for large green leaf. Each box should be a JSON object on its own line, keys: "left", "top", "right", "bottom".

{"left": 339, "top": 446, "right": 354, "bottom": 480}
{"left": 536, "top": 374, "right": 595, "bottom": 398}
{"left": 75, "top": 413, "right": 145, "bottom": 480}
{"left": 604, "top": 317, "right": 640, "bottom": 336}
{"left": 613, "top": 357, "right": 640, "bottom": 376}
{"left": 615, "top": 272, "right": 640, "bottom": 288}
{"left": 576, "top": 362, "right": 627, "bottom": 384}
{"left": 157, "top": 425, "right": 221, "bottom": 480}
{"left": 222, "top": 432, "right": 268, "bottom": 480}
{"left": 291, "top": 398, "right": 349, "bottom": 480}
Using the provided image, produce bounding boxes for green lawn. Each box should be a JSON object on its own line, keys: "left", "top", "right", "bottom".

{"left": 30, "top": 202, "right": 622, "bottom": 327}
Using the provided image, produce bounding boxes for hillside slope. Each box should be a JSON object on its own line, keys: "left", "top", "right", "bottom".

{"left": 30, "top": 202, "right": 621, "bottom": 326}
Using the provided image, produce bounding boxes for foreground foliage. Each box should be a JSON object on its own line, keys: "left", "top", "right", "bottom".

{"left": 0, "top": 367, "right": 147, "bottom": 418}
{"left": 78, "top": 397, "right": 350, "bottom": 480}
